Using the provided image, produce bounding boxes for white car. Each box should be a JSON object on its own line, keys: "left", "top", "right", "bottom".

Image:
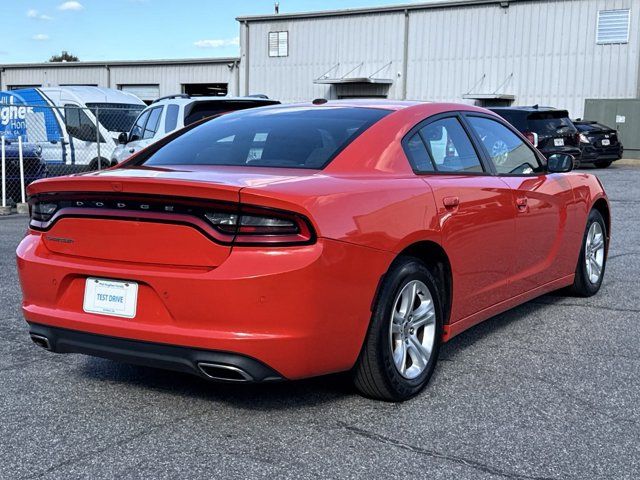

{"left": 111, "top": 95, "right": 279, "bottom": 164}
{"left": 0, "top": 86, "right": 145, "bottom": 174}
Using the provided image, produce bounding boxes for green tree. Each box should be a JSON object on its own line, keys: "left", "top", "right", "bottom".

{"left": 49, "top": 51, "right": 79, "bottom": 62}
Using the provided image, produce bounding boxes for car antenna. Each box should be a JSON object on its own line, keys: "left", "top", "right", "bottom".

{"left": 533, "top": 104, "right": 539, "bottom": 109}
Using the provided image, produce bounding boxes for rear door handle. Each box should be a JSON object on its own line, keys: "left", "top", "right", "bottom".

{"left": 443, "top": 196, "right": 459, "bottom": 208}
{"left": 516, "top": 197, "right": 528, "bottom": 210}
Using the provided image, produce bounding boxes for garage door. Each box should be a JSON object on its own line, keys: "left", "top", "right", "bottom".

{"left": 119, "top": 85, "right": 160, "bottom": 104}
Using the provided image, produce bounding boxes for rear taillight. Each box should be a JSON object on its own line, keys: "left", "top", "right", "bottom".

{"left": 523, "top": 131, "right": 538, "bottom": 147}
{"left": 29, "top": 195, "right": 315, "bottom": 246}
{"left": 30, "top": 200, "right": 58, "bottom": 222}
{"left": 203, "top": 205, "right": 314, "bottom": 245}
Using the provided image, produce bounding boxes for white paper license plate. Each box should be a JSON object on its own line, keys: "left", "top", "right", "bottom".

{"left": 554, "top": 138, "right": 565, "bottom": 147}
{"left": 83, "top": 278, "right": 138, "bottom": 318}
{"left": 601, "top": 139, "right": 610, "bottom": 146}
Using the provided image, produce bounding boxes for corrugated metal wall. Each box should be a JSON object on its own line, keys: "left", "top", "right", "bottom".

{"left": 1, "top": 66, "right": 108, "bottom": 89}
{"left": 1, "top": 63, "right": 239, "bottom": 98}
{"left": 243, "top": 0, "right": 639, "bottom": 117}
{"left": 242, "top": 12, "right": 405, "bottom": 102}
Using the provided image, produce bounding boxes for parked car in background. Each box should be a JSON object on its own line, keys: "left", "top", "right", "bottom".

{"left": 573, "top": 120, "right": 623, "bottom": 168}
{"left": 0, "top": 87, "right": 145, "bottom": 174}
{"left": 111, "top": 94, "right": 280, "bottom": 164}
{"left": 19, "top": 101, "right": 610, "bottom": 401}
{"left": 489, "top": 106, "right": 582, "bottom": 164}
{"left": 1, "top": 141, "right": 47, "bottom": 203}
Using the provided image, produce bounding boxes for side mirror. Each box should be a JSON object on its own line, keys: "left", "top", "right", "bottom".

{"left": 547, "top": 153, "right": 574, "bottom": 173}
{"left": 118, "top": 132, "right": 128, "bottom": 145}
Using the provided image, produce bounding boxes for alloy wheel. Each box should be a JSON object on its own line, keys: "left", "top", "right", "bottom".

{"left": 389, "top": 280, "right": 436, "bottom": 379}
{"left": 585, "top": 222, "right": 605, "bottom": 284}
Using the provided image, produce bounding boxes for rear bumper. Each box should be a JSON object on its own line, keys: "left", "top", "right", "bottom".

{"left": 579, "top": 144, "right": 623, "bottom": 162}
{"left": 17, "top": 233, "right": 393, "bottom": 380}
{"left": 28, "top": 322, "right": 283, "bottom": 382}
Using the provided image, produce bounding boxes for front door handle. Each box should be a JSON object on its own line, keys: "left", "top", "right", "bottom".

{"left": 443, "top": 196, "right": 460, "bottom": 209}
{"left": 516, "top": 197, "right": 528, "bottom": 211}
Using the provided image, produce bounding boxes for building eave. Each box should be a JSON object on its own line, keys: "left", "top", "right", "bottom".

{"left": 0, "top": 57, "right": 240, "bottom": 70}
{"left": 236, "top": 0, "right": 518, "bottom": 22}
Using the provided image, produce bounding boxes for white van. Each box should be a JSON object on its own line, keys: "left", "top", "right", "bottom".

{"left": 111, "top": 94, "right": 279, "bottom": 163}
{"left": 0, "top": 86, "right": 145, "bottom": 174}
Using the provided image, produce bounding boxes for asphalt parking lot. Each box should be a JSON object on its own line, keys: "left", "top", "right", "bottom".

{"left": 1, "top": 163, "right": 639, "bottom": 480}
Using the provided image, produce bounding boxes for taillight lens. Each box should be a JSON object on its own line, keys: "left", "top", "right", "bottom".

{"left": 204, "top": 207, "right": 313, "bottom": 245}
{"left": 30, "top": 200, "right": 58, "bottom": 222}
{"left": 524, "top": 131, "right": 538, "bottom": 147}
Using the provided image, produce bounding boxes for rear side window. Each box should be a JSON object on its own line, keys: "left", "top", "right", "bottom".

{"left": 405, "top": 133, "right": 434, "bottom": 172}
{"left": 164, "top": 104, "right": 180, "bottom": 132}
{"left": 139, "top": 107, "right": 389, "bottom": 169}
{"left": 468, "top": 116, "right": 543, "bottom": 175}
{"left": 184, "top": 100, "right": 278, "bottom": 126}
{"left": 418, "top": 118, "right": 483, "bottom": 173}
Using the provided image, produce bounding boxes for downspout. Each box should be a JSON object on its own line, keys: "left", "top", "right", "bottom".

{"left": 235, "top": 60, "right": 240, "bottom": 96}
{"left": 402, "top": 9, "right": 409, "bottom": 100}
{"left": 0, "top": 68, "right": 3, "bottom": 90}
{"left": 105, "top": 65, "right": 111, "bottom": 88}
{"left": 243, "top": 21, "right": 250, "bottom": 96}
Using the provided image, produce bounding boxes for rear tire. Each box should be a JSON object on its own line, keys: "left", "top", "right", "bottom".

{"left": 568, "top": 209, "right": 607, "bottom": 297}
{"left": 89, "top": 157, "right": 110, "bottom": 171}
{"left": 594, "top": 160, "right": 612, "bottom": 168}
{"left": 353, "top": 256, "right": 443, "bottom": 402}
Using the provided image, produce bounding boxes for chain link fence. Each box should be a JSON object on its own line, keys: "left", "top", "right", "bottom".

{"left": 1, "top": 103, "right": 144, "bottom": 207}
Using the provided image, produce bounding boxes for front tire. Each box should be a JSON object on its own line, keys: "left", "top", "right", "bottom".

{"left": 594, "top": 160, "right": 612, "bottom": 168}
{"left": 569, "top": 209, "right": 607, "bottom": 297}
{"left": 353, "top": 256, "right": 443, "bottom": 401}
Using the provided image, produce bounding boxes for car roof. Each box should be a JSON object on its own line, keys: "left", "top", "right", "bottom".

{"left": 490, "top": 106, "right": 564, "bottom": 113}
{"left": 271, "top": 99, "right": 427, "bottom": 111}
{"left": 151, "top": 95, "right": 279, "bottom": 107}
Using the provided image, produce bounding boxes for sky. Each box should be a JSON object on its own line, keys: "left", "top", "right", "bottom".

{"left": 0, "top": 0, "right": 435, "bottom": 64}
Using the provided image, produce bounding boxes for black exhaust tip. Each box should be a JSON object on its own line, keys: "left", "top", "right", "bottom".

{"left": 30, "top": 334, "right": 52, "bottom": 351}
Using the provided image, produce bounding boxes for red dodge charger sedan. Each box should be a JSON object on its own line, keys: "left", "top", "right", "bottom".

{"left": 17, "top": 101, "right": 609, "bottom": 401}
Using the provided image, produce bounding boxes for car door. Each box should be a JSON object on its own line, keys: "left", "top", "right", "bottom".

{"left": 464, "top": 114, "right": 577, "bottom": 294}
{"left": 403, "top": 114, "right": 516, "bottom": 322}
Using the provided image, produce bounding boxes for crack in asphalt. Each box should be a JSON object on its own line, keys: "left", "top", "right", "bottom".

{"left": 531, "top": 301, "right": 640, "bottom": 314}
{"left": 337, "top": 422, "right": 558, "bottom": 480}
{"left": 608, "top": 251, "right": 640, "bottom": 260}
{"left": 21, "top": 410, "right": 211, "bottom": 479}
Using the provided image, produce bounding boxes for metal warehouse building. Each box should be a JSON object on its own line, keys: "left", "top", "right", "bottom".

{"left": 238, "top": 0, "right": 637, "bottom": 116}
{"left": 0, "top": 58, "right": 240, "bottom": 103}
{"left": 1, "top": 0, "right": 638, "bottom": 144}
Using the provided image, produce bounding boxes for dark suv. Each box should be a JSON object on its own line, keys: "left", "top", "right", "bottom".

{"left": 573, "top": 120, "right": 623, "bottom": 168}
{"left": 489, "top": 107, "right": 582, "bottom": 163}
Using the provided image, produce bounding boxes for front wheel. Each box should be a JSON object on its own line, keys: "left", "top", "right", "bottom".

{"left": 353, "top": 256, "right": 443, "bottom": 401}
{"left": 569, "top": 209, "right": 607, "bottom": 297}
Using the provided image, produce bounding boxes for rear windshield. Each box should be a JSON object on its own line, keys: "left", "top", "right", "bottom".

{"left": 86, "top": 103, "right": 145, "bottom": 132}
{"left": 527, "top": 111, "right": 575, "bottom": 134}
{"left": 575, "top": 122, "right": 612, "bottom": 132}
{"left": 184, "top": 100, "right": 279, "bottom": 126}
{"left": 139, "top": 107, "right": 390, "bottom": 169}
